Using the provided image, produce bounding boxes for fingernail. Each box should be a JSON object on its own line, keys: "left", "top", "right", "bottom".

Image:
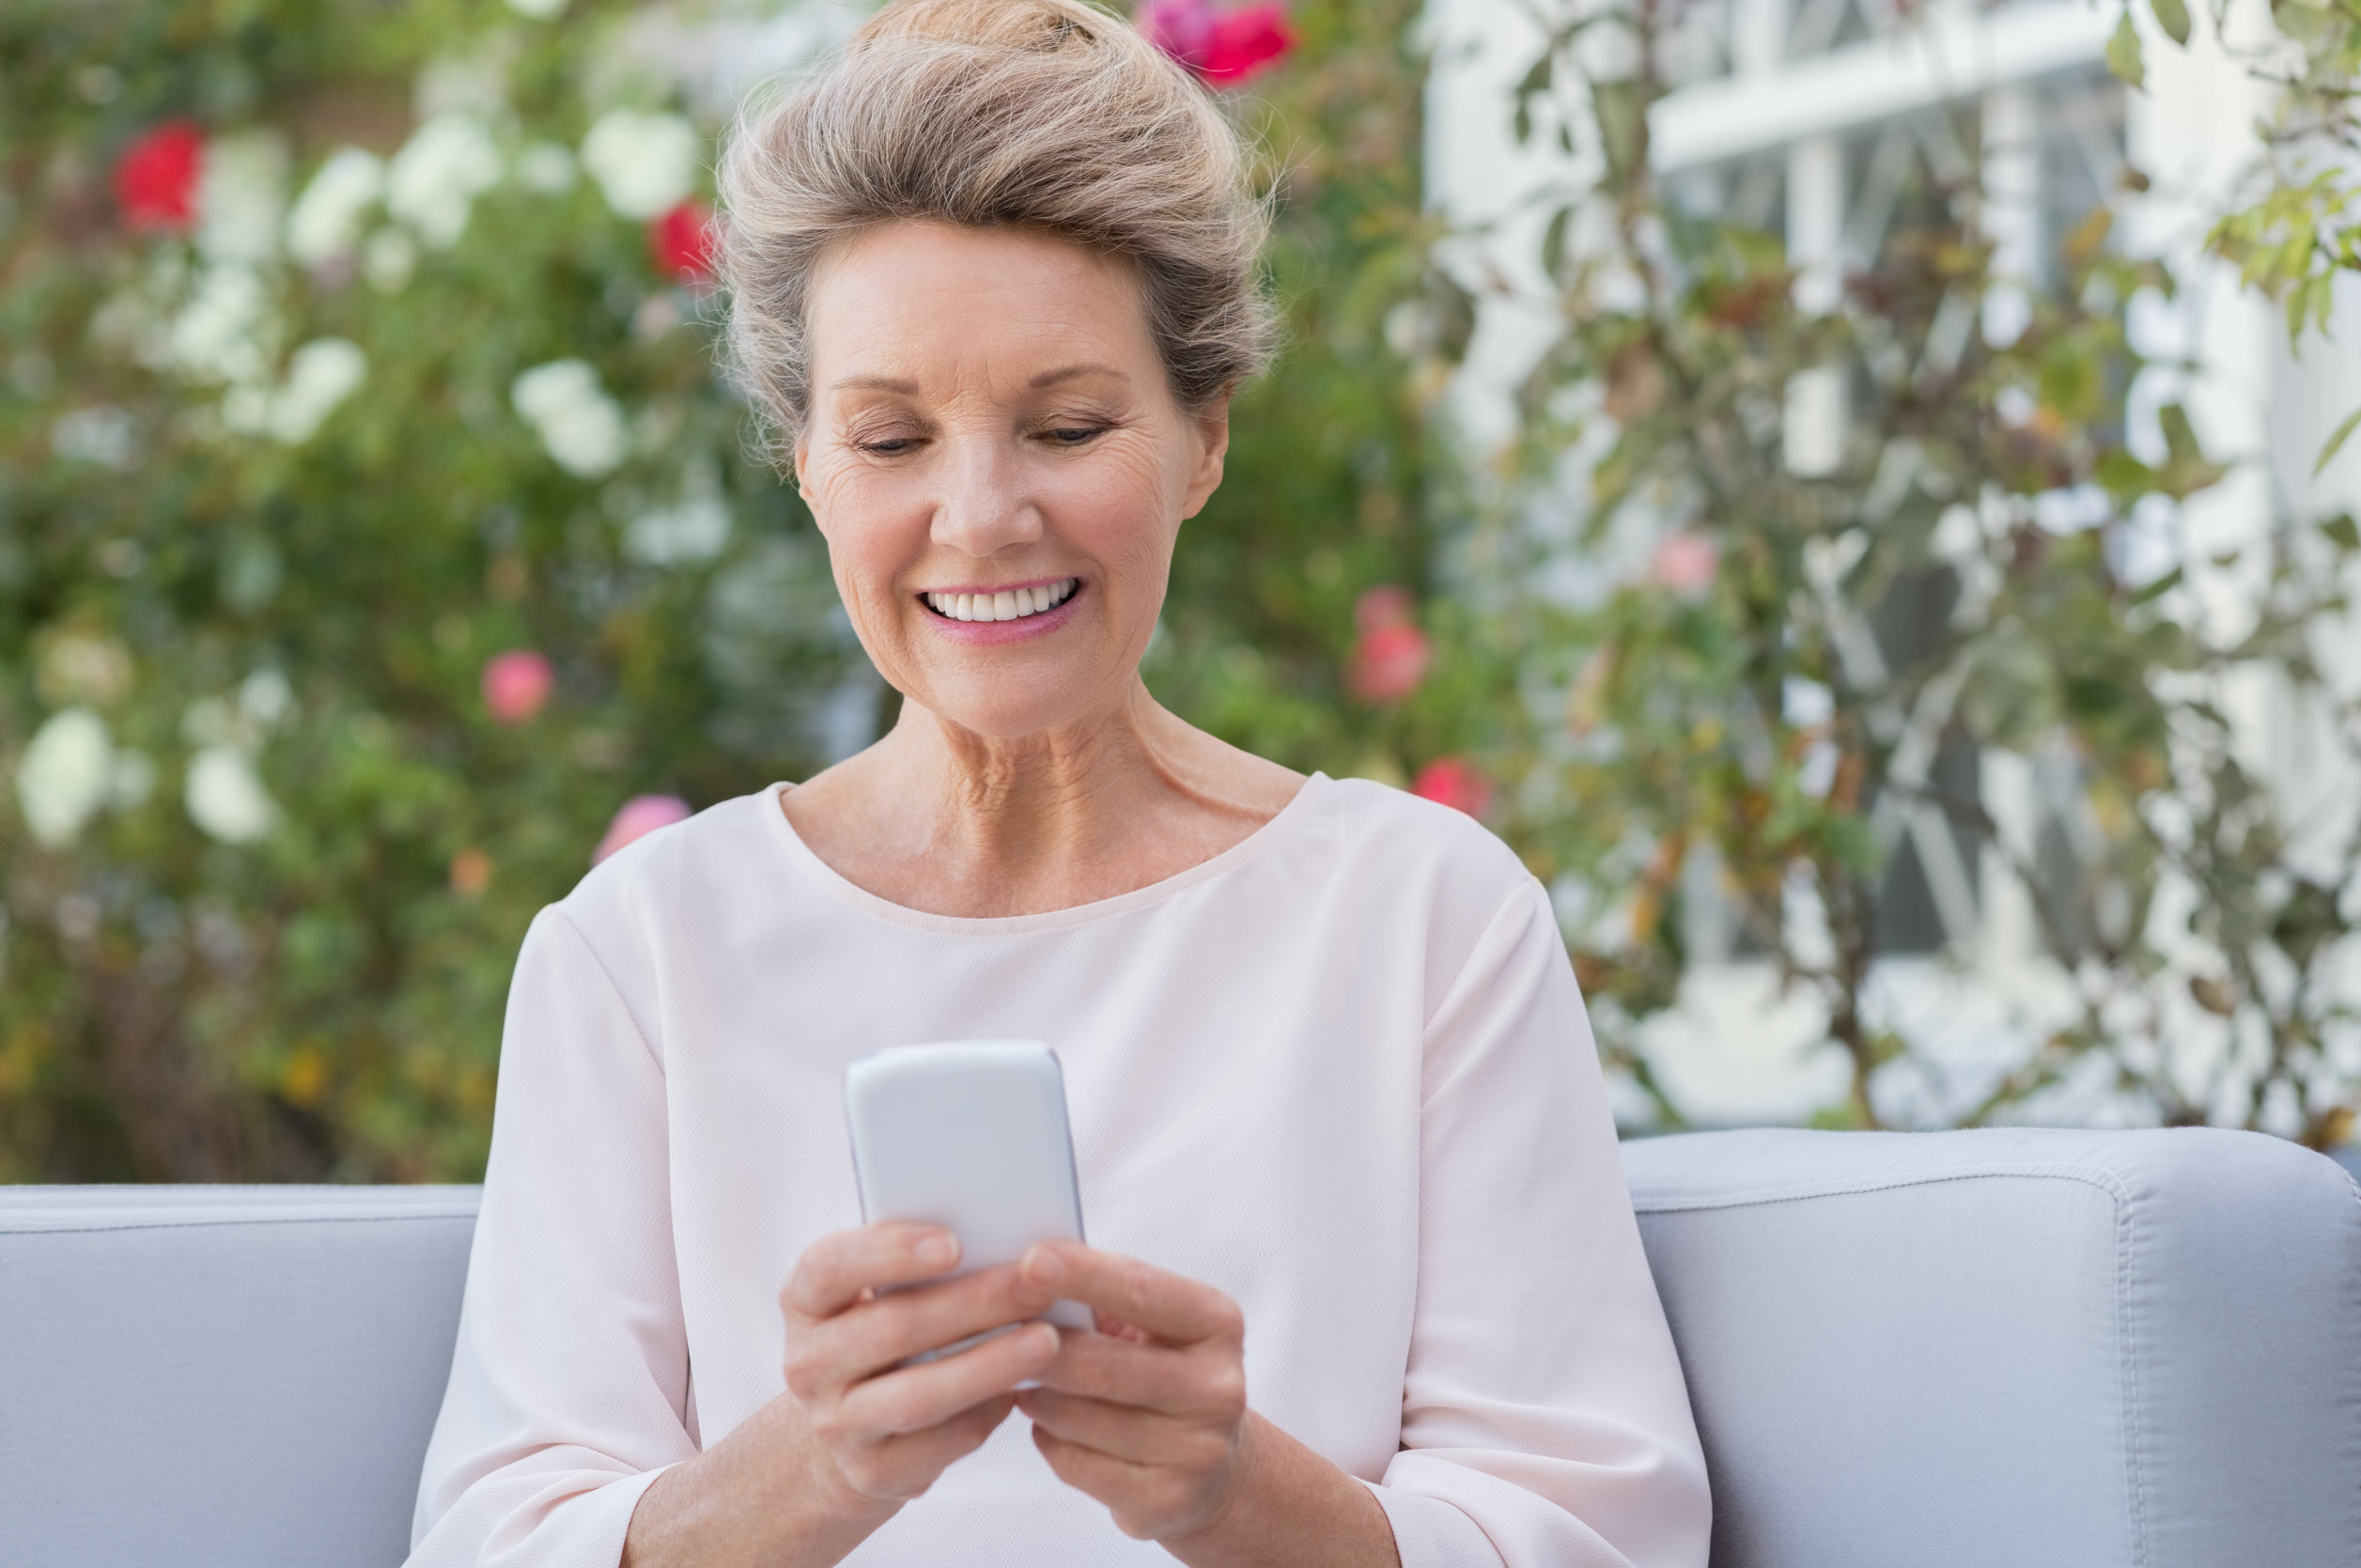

{"left": 1029, "top": 1322, "right": 1061, "bottom": 1356}
{"left": 916, "top": 1233, "right": 958, "bottom": 1269}
{"left": 1021, "top": 1247, "right": 1064, "bottom": 1286}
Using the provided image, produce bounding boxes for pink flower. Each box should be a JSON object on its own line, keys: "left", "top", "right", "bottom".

{"left": 481, "top": 650, "right": 554, "bottom": 725}
{"left": 1412, "top": 756, "right": 1494, "bottom": 818}
{"left": 594, "top": 793, "right": 691, "bottom": 863}
{"left": 1138, "top": 0, "right": 1294, "bottom": 85}
{"left": 1651, "top": 533, "right": 1718, "bottom": 598}
{"left": 116, "top": 121, "right": 204, "bottom": 232}
{"left": 1350, "top": 623, "right": 1431, "bottom": 702}
{"left": 1348, "top": 585, "right": 1430, "bottom": 702}
{"left": 649, "top": 199, "right": 717, "bottom": 284}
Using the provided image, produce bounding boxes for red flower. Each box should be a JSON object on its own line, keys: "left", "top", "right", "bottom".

{"left": 1348, "top": 584, "right": 1430, "bottom": 702}
{"left": 1201, "top": 2, "right": 1293, "bottom": 83}
{"left": 116, "top": 121, "right": 205, "bottom": 232}
{"left": 1412, "top": 756, "right": 1494, "bottom": 818}
{"left": 481, "top": 650, "right": 554, "bottom": 725}
{"left": 1138, "top": 0, "right": 1293, "bottom": 86}
{"left": 595, "top": 794, "right": 691, "bottom": 863}
{"left": 649, "top": 199, "right": 717, "bottom": 284}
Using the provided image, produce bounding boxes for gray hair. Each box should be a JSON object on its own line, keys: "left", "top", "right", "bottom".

{"left": 718, "top": 0, "right": 1278, "bottom": 453}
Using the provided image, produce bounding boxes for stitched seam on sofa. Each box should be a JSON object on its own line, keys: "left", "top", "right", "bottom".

{"left": 1629, "top": 1163, "right": 2136, "bottom": 1215}
{"left": 0, "top": 1210, "right": 478, "bottom": 1238}
{"left": 2115, "top": 1167, "right": 2149, "bottom": 1568}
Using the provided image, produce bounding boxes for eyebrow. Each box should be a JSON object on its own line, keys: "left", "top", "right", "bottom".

{"left": 1030, "top": 364, "right": 1129, "bottom": 388}
{"left": 828, "top": 375, "right": 920, "bottom": 394}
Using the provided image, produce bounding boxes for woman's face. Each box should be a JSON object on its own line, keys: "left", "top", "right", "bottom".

{"left": 796, "top": 222, "right": 1229, "bottom": 741}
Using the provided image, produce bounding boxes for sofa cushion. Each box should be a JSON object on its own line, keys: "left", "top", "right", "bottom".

{"left": 1621, "top": 1126, "right": 2361, "bottom": 1568}
{"left": 0, "top": 1185, "right": 479, "bottom": 1568}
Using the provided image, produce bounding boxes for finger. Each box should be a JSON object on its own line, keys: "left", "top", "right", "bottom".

{"left": 815, "top": 1263, "right": 1057, "bottom": 1378}
{"left": 1018, "top": 1245, "right": 1242, "bottom": 1346}
{"left": 785, "top": 1222, "right": 961, "bottom": 1322}
{"left": 834, "top": 1391, "right": 1017, "bottom": 1503}
{"left": 1034, "top": 1327, "right": 1240, "bottom": 1418}
{"left": 840, "top": 1319, "right": 1062, "bottom": 1438}
{"left": 1018, "top": 1387, "right": 1225, "bottom": 1467}
{"left": 1030, "top": 1427, "right": 1173, "bottom": 1540}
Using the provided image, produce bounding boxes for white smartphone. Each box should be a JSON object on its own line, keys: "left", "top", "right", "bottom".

{"left": 843, "top": 1038, "right": 1094, "bottom": 1361}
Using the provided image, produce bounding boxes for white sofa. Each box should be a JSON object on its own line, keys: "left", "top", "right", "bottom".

{"left": 3, "top": 1126, "right": 2354, "bottom": 1566}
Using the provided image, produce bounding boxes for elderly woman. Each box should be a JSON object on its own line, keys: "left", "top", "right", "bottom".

{"left": 407, "top": 3, "right": 1708, "bottom": 1565}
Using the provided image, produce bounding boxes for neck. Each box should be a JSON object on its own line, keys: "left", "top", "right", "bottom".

{"left": 885, "top": 679, "right": 1202, "bottom": 865}
{"left": 783, "top": 676, "right": 1304, "bottom": 917}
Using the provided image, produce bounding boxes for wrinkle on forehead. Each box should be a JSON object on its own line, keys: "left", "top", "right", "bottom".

{"left": 804, "top": 221, "right": 1161, "bottom": 411}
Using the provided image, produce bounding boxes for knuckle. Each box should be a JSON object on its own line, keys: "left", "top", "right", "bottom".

{"left": 1203, "top": 1362, "right": 1247, "bottom": 1416}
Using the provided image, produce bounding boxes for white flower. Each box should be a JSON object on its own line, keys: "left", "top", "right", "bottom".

{"left": 53, "top": 406, "right": 137, "bottom": 470}
{"left": 515, "top": 141, "right": 578, "bottom": 194}
{"left": 626, "top": 495, "right": 733, "bottom": 565}
{"left": 506, "top": 0, "right": 569, "bottom": 18}
{"left": 239, "top": 669, "right": 295, "bottom": 727}
{"left": 513, "top": 359, "right": 629, "bottom": 478}
{"left": 286, "top": 148, "right": 385, "bottom": 266}
{"left": 386, "top": 114, "right": 503, "bottom": 248}
{"left": 165, "top": 264, "right": 274, "bottom": 384}
{"left": 18, "top": 708, "right": 113, "bottom": 848}
{"left": 197, "top": 131, "right": 288, "bottom": 266}
{"left": 275, "top": 339, "right": 366, "bottom": 443}
{"left": 364, "top": 230, "right": 419, "bottom": 293}
{"left": 220, "top": 339, "right": 366, "bottom": 444}
{"left": 581, "top": 109, "right": 699, "bottom": 221}
{"left": 186, "top": 744, "right": 276, "bottom": 844}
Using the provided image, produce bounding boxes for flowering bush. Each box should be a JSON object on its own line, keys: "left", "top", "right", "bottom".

{"left": 0, "top": 0, "right": 1461, "bottom": 1181}
{"left": 0, "top": 2, "right": 863, "bottom": 1180}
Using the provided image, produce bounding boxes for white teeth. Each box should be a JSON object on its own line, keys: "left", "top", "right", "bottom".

{"left": 925, "top": 578, "right": 1077, "bottom": 622}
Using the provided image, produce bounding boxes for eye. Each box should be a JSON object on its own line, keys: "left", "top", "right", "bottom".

{"left": 857, "top": 436, "right": 923, "bottom": 456}
{"left": 1044, "top": 425, "right": 1107, "bottom": 447}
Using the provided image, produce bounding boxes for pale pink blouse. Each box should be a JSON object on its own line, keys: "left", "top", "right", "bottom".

{"left": 407, "top": 773, "right": 1711, "bottom": 1567}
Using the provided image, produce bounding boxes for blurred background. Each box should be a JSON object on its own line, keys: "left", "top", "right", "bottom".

{"left": 5, "top": 0, "right": 2359, "bottom": 1183}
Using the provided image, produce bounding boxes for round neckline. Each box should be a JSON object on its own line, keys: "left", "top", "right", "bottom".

{"left": 760, "top": 771, "right": 1332, "bottom": 936}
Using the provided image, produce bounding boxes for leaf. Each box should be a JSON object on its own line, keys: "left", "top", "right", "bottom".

{"left": 2106, "top": 10, "right": 2146, "bottom": 87}
{"left": 2129, "top": 566, "right": 2182, "bottom": 606}
{"left": 2151, "top": 0, "right": 2192, "bottom": 45}
{"left": 1592, "top": 79, "right": 1650, "bottom": 180}
{"left": 2314, "top": 404, "right": 2361, "bottom": 475}
{"left": 1541, "top": 205, "right": 1574, "bottom": 286}
{"left": 2061, "top": 207, "right": 2114, "bottom": 271}
{"left": 2321, "top": 513, "right": 2361, "bottom": 551}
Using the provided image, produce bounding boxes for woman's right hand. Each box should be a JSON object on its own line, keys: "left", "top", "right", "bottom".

{"left": 624, "top": 1220, "right": 1062, "bottom": 1568}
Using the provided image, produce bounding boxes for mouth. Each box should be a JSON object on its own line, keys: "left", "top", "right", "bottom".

{"left": 920, "top": 577, "right": 1080, "bottom": 624}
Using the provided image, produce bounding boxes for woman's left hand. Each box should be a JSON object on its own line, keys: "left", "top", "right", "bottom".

{"left": 1012, "top": 1243, "right": 1256, "bottom": 1542}
{"left": 1012, "top": 1243, "right": 1398, "bottom": 1567}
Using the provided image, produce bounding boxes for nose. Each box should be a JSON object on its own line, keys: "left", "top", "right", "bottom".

{"left": 929, "top": 433, "right": 1042, "bottom": 559}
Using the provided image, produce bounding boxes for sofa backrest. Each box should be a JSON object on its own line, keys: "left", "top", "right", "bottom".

{"left": 0, "top": 1185, "right": 478, "bottom": 1568}
{"left": 1623, "top": 1126, "right": 2361, "bottom": 1568}
{"left": 2, "top": 1129, "right": 2354, "bottom": 1567}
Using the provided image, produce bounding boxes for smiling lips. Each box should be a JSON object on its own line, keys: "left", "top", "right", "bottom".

{"left": 922, "top": 577, "right": 1080, "bottom": 623}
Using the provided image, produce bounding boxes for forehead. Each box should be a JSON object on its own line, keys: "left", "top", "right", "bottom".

{"left": 804, "top": 222, "right": 1157, "bottom": 390}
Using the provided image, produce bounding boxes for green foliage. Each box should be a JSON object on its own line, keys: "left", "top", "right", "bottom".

{"left": 1481, "top": 1, "right": 2361, "bottom": 1142}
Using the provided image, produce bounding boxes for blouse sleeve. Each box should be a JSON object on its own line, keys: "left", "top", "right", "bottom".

{"left": 406, "top": 906, "right": 694, "bottom": 1568}
{"left": 1364, "top": 879, "right": 1713, "bottom": 1568}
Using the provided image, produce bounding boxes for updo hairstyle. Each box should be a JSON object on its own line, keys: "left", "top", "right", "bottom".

{"left": 719, "top": 0, "right": 1278, "bottom": 450}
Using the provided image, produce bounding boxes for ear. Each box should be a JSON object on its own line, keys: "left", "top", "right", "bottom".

{"left": 790, "top": 431, "right": 820, "bottom": 525}
{"left": 1179, "top": 390, "right": 1234, "bottom": 520}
